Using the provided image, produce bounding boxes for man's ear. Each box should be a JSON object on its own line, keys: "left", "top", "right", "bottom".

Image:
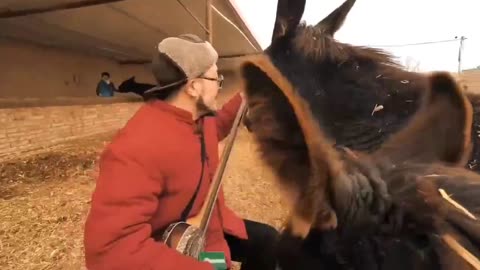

{"left": 373, "top": 72, "right": 473, "bottom": 166}
{"left": 185, "top": 80, "right": 201, "bottom": 98}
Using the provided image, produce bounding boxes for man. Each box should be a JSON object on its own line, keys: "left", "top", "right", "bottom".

{"left": 84, "top": 34, "right": 279, "bottom": 270}
{"left": 96, "top": 72, "right": 116, "bottom": 97}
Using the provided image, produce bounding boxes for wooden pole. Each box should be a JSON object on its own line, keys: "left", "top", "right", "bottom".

{"left": 206, "top": 0, "right": 213, "bottom": 43}
{"left": 458, "top": 36, "right": 466, "bottom": 74}
{"left": 198, "top": 100, "right": 248, "bottom": 233}
{"left": 176, "top": 0, "right": 210, "bottom": 34}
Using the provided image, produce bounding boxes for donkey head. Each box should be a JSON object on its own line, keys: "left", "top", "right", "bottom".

{"left": 237, "top": 1, "right": 474, "bottom": 265}
{"left": 237, "top": 0, "right": 432, "bottom": 239}
{"left": 237, "top": 1, "right": 476, "bottom": 268}
{"left": 242, "top": 0, "right": 429, "bottom": 152}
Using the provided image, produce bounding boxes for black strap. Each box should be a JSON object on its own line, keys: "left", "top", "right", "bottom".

{"left": 180, "top": 118, "right": 208, "bottom": 221}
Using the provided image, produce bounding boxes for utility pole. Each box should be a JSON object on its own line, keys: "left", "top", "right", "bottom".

{"left": 206, "top": 0, "right": 213, "bottom": 43}
{"left": 458, "top": 36, "right": 466, "bottom": 74}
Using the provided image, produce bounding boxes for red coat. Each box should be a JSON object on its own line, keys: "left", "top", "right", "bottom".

{"left": 84, "top": 93, "right": 247, "bottom": 270}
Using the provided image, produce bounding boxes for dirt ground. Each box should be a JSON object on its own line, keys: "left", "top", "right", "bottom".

{"left": 0, "top": 127, "right": 289, "bottom": 269}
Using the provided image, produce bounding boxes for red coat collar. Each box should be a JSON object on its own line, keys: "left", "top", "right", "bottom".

{"left": 148, "top": 100, "right": 195, "bottom": 125}
{"left": 148, "top": 100, "right": 217, "bottom": 125}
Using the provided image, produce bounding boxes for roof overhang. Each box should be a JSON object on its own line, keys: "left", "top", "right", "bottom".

{"left": 0, "top": 0, "right": 262, "bottom": 71}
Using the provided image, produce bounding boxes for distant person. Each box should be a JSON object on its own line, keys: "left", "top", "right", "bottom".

{"left": 96, "top": 72, "right": 116, "bottom": 97}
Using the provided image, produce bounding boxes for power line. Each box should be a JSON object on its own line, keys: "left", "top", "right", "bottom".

{"left": 364, "top": 36, "right": 468, "bottom": 73}
{"left": 367, "top": 38, "right": 463, "bottom": 48}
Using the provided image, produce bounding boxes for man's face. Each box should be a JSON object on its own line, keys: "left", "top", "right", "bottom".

{"left": 194, "top": 64, "right": 223, "bottom": 113}
{"left": 102, "top": 75, "right": 110, "bottom": 81}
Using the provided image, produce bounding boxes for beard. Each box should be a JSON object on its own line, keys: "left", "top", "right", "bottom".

{"left": 196, "top": 96, "right": 217, "bottom": 116}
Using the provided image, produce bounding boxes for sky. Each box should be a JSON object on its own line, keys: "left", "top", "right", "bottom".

{"left": 231, "top": 0, "right": 479, "bottom": 72}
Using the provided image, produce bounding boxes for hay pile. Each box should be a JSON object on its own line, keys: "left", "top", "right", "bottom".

{"left": 0, "top": 129, "right": 289, "bottom": 269}
{"left": 0, "top": 133, "right": 112, "bottom": 269}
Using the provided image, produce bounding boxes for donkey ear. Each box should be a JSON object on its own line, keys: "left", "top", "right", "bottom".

{"left": 316, "top": 0, "right": 356, "bottom": 36}
{"left": 239, "top": 55, "right": 344, "bottom": 237}
{"left": 272, "top": 0, "right": 307, "bottom": 42}
{"left": 239, "top": 55, "right": 342, "bottom": 173}
{"left": 373, "top": 72, "right": 473, "bottom": 166}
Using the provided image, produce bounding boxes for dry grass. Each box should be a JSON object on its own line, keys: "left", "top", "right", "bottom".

{"left": 0, "top": 128, "right": 289, "bottom": 269}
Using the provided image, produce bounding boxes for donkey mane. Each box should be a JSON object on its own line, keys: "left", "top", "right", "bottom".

{"left": 294, "top": 22, "right": 400, "bottom": 68}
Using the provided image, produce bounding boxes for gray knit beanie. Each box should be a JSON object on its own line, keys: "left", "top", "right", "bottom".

{"left": 145, "top": 34, "right": 218, "bottom": 94}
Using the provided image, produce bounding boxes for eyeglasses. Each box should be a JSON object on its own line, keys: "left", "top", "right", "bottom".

{"left": 198, "top": 74, "right": 224, "bottom": 89}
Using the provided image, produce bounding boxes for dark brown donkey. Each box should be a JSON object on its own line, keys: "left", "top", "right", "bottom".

{"left": 239, "top": 46, "right": 480, "bottom": 270}
{"left": 235, "top": 1, "right": 480, "bottom": 269}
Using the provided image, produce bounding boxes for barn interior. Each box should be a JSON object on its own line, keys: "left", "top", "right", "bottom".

{"left": 0, "top": 0, "right": 262, "bottom": 159}
{"left": 1, "top": 2, "right": 288, "bottom": 270}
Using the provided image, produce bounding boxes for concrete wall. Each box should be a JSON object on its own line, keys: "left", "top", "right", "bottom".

{"left": 0, "top": 38, "right": 155, "bottom": 99}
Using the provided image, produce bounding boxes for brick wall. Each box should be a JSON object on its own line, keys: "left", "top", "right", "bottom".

{"left": 0, "top": 85, "right": 241, "bottom": 162}
{"left": 0, "top": 102, "right": 142, "bottom": 161}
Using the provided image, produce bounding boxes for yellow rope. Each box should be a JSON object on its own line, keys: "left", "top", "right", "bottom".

{"left": 437, "top": 188, "right": 480, "bottom": 269}
{"left": 438, "top": 188, "right": 477, "bottom": 220}
{"left": 442, "top": 234, "right": 480, "bottom": 270}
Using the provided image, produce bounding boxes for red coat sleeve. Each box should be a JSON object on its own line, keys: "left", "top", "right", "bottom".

{"left": 84, "top": 145, "right": 214, "bottom": 270}
{"left": 216, "top": 92, "right": 243, "bottom": 141}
